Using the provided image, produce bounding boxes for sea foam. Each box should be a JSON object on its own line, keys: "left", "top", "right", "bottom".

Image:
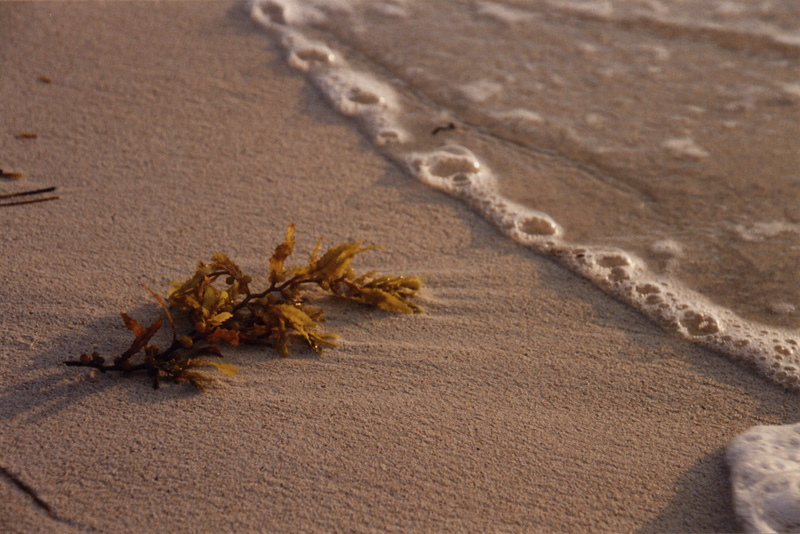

{"left": 250, "top": 0, "right": 409, "bottom": 146}
{"left": 727, "top": 423, "right": 800, "bottom": 533}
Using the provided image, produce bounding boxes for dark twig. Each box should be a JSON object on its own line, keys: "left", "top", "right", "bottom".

{"left": 431, "top": 122, "right": 456, "bottom": 135}
{"left": 0, "top": 186, "right": 59, "bottom": 208}
{"left": 0, "top": 187, "right": 56, "bottom": 199}
{"left": 0, "top": 465, "right": 56, "bottom": 517}
{"left": 0, "top": 196, "right": 59, "bottom": 208}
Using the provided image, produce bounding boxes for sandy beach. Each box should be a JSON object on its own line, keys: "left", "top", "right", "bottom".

{"left": 1, "top": 2, "right": 798, "bottom": 532}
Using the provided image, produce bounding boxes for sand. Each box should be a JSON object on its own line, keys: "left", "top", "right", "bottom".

{"left": 1, "top": 2, "right": 798, "bottom": 532}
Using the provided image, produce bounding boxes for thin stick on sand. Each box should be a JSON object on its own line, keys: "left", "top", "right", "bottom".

{"left": 0, "top": 465, "right": 56, "bottom": 518}
{"left": 0, "top": 186, "right": 59, "bottom": 208}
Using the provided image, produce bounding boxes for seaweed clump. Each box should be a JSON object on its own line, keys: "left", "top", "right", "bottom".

{"left": 65, "top": 225, "right": 422, "bottom": 391}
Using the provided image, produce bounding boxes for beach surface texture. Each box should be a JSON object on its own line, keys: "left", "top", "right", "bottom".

{"left": 1, "top": 2, "right": 798, "bottom": 532}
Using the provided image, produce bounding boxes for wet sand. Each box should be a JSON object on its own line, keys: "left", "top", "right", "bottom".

{"left": 1, "top": 2, "right": 797, "bottom": 532}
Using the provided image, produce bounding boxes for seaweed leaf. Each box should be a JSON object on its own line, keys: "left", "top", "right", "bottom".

{"left": 142, "top": 284, "right": 177, "bottom": 342}
{"left": 120, "top": 312, "right": 144, "bottom": 336}
{"left": 121, "top": 316, "right": 162, "bottom": 359}
{"left": 188, "top": 359, "right": 239, "bottom": 376}
{"left": 269, "top": 223, "right": 295, "bottom": 284}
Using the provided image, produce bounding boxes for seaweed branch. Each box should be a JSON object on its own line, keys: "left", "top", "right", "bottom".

{"left": 64, "top": 225, "right": 422, "bottom": 391}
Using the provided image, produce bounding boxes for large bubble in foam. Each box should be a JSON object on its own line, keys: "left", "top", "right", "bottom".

{"left": 407, "top": 146, "right": 562, "bottom": 244}
{"left": 249, "top": 0, "right": 352, "bottom": 26}
{"left": 727, "top": 423, "right": 800, "bottom": 533}
{"left": 407, "top": 145, "right": 492, "bottom": 193}
{"left": 281, "top": 33, "right": 336, "bottom": 72}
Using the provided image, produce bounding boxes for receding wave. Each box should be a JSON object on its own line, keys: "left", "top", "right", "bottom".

{"left": 544, "top": 0, "right": 800, "bottom": 56}
{"left": 248, "top": 0, "right": 800, "bottom": 392}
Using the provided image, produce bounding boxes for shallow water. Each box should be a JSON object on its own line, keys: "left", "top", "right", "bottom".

{"left": 247, "top": 0, "right": 800, "bottom": 392}
{"left": 366, "top": 0, "right": 800, "bottom": 330}
{"left": 243, "top": 2, "right": 800, "bottom": 527}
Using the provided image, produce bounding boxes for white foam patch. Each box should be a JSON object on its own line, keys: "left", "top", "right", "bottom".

{"left": 639, "top": 43, "right": 671, "bottom": 61}
{"left": 493, "top": 108, "right": 544, "bottom": 124}
{"left": 250, "top": 0, "right": 352, "bottom": 26}
{"left": 280, "top": 33, "right": 336, "bottom": 72}
{"left": 407, "top": 145, "right": 494, "bottom": 195}
{"left": 368, "top": 1, "right": 408, "bottom": 19}
{"left": 406, "top": 146, "right": 561, "bottom": 245}
{"left": 546, "top": 0, "right": 615, "bottom": 18}
{"left": 734, "top": 221, "right": 800, "bottom": 242}
{"left": 779, "top": 82, "right": 800, "bottom": 99}
{"left": 250, "top": 0, "right": 409, "bottom": 146}
{"left": 768, "top": 302, "right": 797, "bottom": 316}
{"left": 476, "top": 1, "right": 537, "bottom": 25}
{"left": 715, "top": 1, "right": 747, "bottom": 18}
{"left": 650, "top": 238, "right": 684, "bottom": 258}
{"left": 662, "top": 137, "right": 709, "bottom": 159}
{"left": 584, "top": 112, "right": 604, "bottom": 126}
{"left": 459, "top": 79, "right": 504, "bottom": 103}
{"left": 727, "top": 423, "right": 800, "bottom": 533}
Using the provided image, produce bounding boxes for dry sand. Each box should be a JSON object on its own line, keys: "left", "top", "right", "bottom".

{"left": 1, "top": 2, "right": 798, "bottom": 532}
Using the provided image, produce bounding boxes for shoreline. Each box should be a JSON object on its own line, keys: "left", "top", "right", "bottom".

{"left": 1, "top": 2, "right": 797, "bottom": 532}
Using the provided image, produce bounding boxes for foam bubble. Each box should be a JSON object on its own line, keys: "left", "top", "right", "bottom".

{"left": 558, "top": 247, "right": 640, "bottom": 287}
{"left": 517, "top": 215, "right": 559, "bottom": 237}
{"left": 727, "top": 423, "right": 800, "bottom": 533}
{"left": 407, "top": 145, "right": 492, "bottom": 193}
{"left": 281, "top": 33, "right": 336, "bottom": 72}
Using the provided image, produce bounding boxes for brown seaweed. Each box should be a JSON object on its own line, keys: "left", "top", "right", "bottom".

{"left": 65, "top": 225, "right": 422, "bottom": 391}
